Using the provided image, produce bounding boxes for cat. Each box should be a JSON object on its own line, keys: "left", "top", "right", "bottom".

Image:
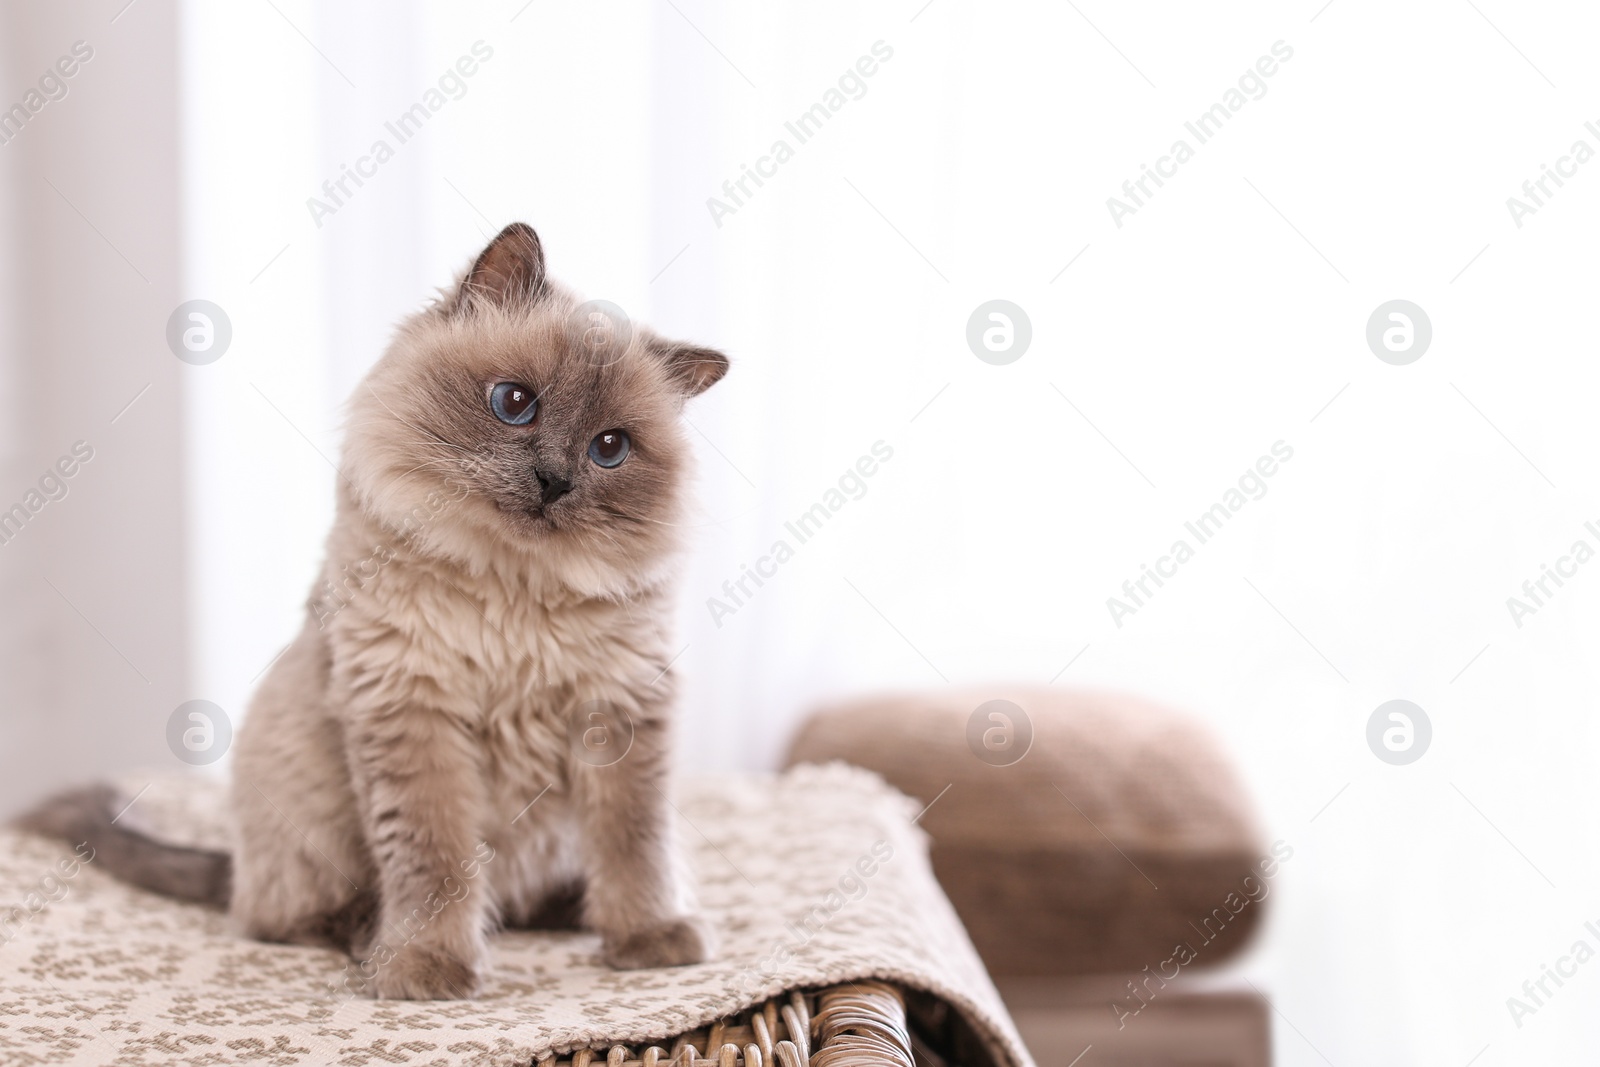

{"left": 18, "top": 222, "right": 728, "bottom": 999}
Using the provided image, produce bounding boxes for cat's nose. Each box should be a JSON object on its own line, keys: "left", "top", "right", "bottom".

{"left": 536, "top": 470, "right": 572, "bottom": 505}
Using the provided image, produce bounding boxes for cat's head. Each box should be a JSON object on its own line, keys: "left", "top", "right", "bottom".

{"left": 342, "top": 223, "right": 727, "bottom": 595}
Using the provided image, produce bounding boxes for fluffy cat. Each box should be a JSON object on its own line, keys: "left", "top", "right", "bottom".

{"left": 19, "top": 223, "right": 727, "bottom": 999}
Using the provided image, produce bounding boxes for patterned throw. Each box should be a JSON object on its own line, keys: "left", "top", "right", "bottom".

{"left": 0, "top": 764, "right": 1033, "bottom": 1067}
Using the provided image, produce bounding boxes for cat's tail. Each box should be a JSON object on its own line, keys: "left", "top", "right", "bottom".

{"left": 12, "top": 784, "right": 232, "bottom": 908}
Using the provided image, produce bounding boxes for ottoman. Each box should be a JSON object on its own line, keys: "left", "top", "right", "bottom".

{"left": 783, "top": 687, "right": 1274, "bottom": 1067}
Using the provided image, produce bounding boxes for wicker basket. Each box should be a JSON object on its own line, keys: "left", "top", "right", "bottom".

{"left": 534, "top": 983, "right": 928, "bottom": 1067}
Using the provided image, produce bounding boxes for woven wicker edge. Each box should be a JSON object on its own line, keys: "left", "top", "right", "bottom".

{"left": 533, "top": 982, "right": 916, "bottom": 1067}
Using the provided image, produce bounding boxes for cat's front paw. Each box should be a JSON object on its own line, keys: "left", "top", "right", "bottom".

{"left": 368, "top": 944, "right": 481, "bottom": 1000}
{"left": 603, "top": 915, "right": 713, "bottom": 970}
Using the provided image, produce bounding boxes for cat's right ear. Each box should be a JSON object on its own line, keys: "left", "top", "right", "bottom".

{"left": 455, "top": 223, "right": 547, "bottom": 312}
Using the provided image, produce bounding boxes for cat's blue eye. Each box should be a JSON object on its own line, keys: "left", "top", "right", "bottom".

{"left": 490, "top": 382, "right": 537, "bottom": 425}
{"left": 588, "top": 430, "right": 630, "bottom": 468}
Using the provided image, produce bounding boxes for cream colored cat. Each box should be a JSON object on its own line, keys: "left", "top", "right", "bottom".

{"left": 21, "top": 223, "right": 728, "bottom": 999}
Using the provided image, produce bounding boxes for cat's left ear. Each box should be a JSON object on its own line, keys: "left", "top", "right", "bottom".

{"left": 649, "top": 342, "right": 729, "bottom": 397}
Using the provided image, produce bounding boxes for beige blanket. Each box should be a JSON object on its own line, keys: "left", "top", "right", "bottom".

{"left": 0, "top": 764, "right": 1032, "bottom": 1067}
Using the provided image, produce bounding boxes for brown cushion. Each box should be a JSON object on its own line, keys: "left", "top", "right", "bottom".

{"left": 783, "top": 688, "right": 1269, "bottom": 977}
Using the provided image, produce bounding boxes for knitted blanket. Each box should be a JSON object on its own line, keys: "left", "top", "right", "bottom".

{"left": 0, "top": 764, "right": 1032, "bottom": 1067}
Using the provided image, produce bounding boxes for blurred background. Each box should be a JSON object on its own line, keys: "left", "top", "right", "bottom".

{"left": 3, "top": 0, "right": 1599, "bottom": 1062}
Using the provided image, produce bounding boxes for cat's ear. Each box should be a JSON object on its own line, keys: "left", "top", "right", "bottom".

{"left": 458, "top": 223, "right": 547, "bottom": 310}
{"left": 650, "top": 342, "right": 729, "bottom": 397}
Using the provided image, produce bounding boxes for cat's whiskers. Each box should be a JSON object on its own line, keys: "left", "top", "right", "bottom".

{"left": 394, "top": 460, "right": 457, "bottom": 480}
{"left": 363, "top": 384, "right": 475, "bottom": 457}
{"left": 595, "top": 504, "right": 646, "bottom": 529}
{"left": 596, "top": 504, "right": 727, "bottom": 531}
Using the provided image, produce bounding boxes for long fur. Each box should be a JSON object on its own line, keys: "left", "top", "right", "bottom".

{"left": 15, "top": 224, "right": 728, "bottom": 999}
{"left": 15, "top": 784, "right": 232, "bottom": 906}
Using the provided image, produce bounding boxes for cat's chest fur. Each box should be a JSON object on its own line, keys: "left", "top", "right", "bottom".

{"left": 328, "top": 538, "right": 669, "bottom": 791}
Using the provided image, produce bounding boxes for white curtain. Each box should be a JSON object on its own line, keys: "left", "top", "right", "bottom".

{"left": 0, "top": 1, "right": 189, "bottom": 814}
{"left": 179, "top": 2, "right": 1600, "bottom": 1063}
